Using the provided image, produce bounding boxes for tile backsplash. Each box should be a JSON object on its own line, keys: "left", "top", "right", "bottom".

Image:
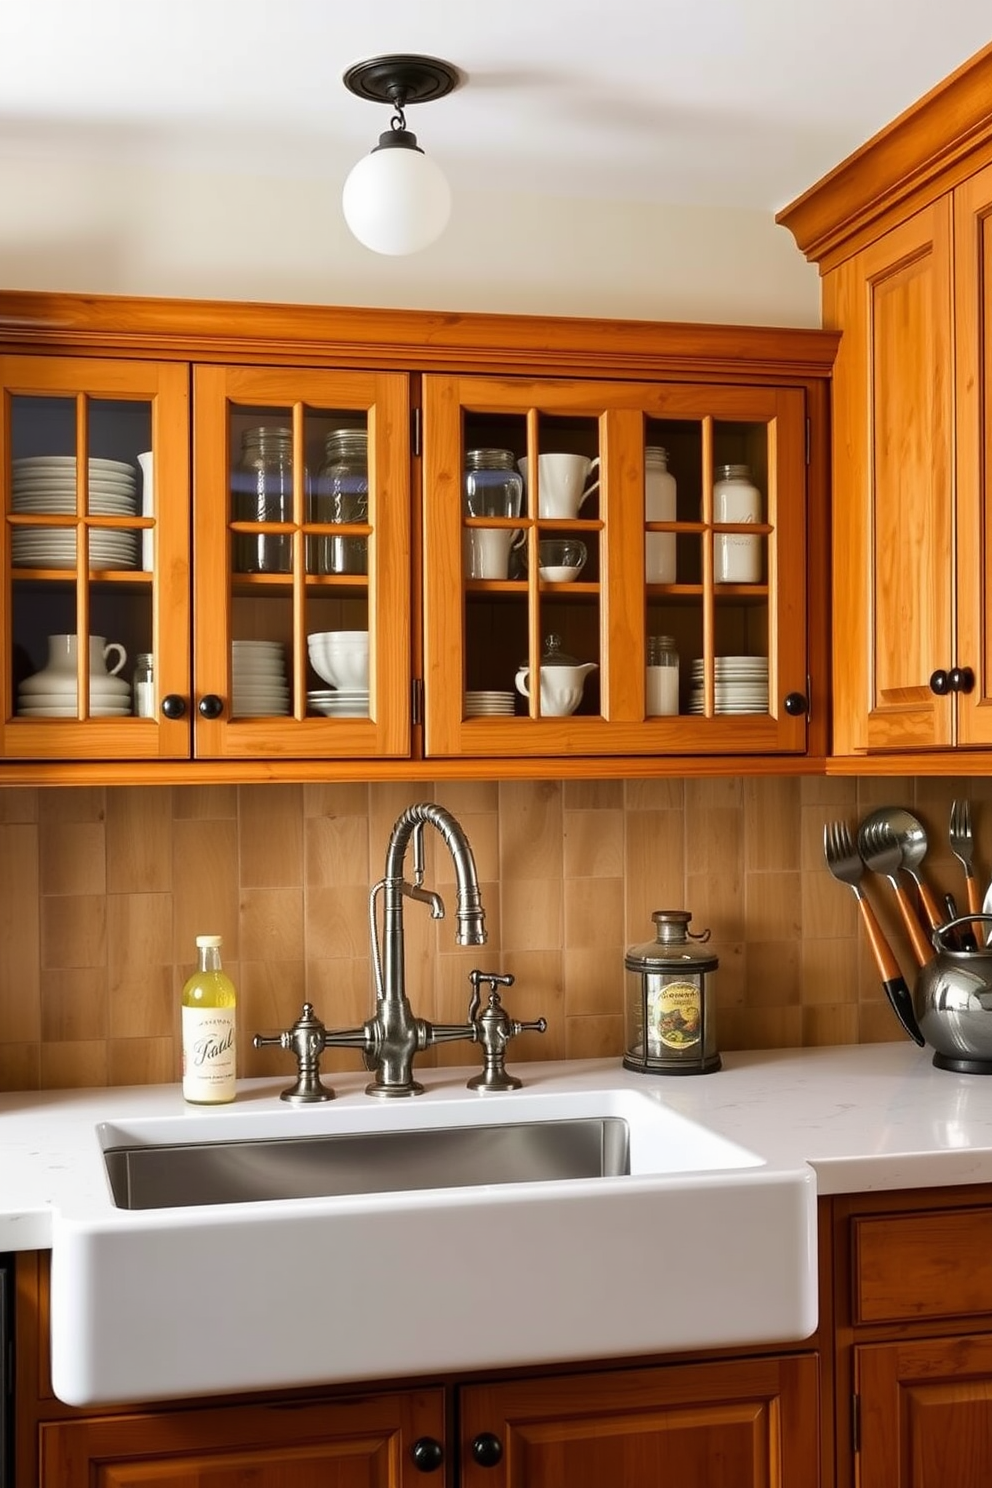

{"left": 2, "top": 773, "right": 990, "bottom": 1091}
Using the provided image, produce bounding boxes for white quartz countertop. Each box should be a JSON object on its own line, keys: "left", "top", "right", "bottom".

{"left": 2, "top": 1040, "right": 992, "bottom": 1254}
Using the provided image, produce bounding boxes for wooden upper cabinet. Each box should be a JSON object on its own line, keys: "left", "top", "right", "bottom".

{"left": 778, "top": 43, "right": 992, "bottom": 760}
{"left": 0, "top": 291, "right": 835, "bottom": 780}
{"left": 422, "top": 373, "right": 810, "bottom": 759}
{"left": 823, "top": 201, "right": 956, "bottom": 753}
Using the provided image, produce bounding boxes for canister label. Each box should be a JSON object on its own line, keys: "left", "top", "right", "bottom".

{"left": 648, "top": 978, "right": 702, "bottom": 1052}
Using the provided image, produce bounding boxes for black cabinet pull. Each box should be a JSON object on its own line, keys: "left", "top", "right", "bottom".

{"left": 197, "top": 694, "right": 224, "bottom": 719}
{"left": 783, "top": 691, "right": 807, "bottom": 717}
{"left": 950, "top": 666, "right": 975, "bottom": 694}
{"left": 161, "top": 694, "right": 187, "bottom": 719}
{"left": 929, "top": 670, "right": 950, "bottom": 695}
{"left": 471, "top": 1432, "right": 504, "bottom": 1468}
{"left": 410, "top": 1437, "right": 444, "bottom": 1472}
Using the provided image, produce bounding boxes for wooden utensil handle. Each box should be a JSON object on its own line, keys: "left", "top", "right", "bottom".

{"left": 966, "top": 876, "right": 982, "bottom": 917}
{"left": 916, "top": 879, "right": 946, "bottom": 933}
{"left": 892, "top": 881, "right": 934, "bottom": 967}
{"left": 856, "top": 895, "right": 904, "bottom": 982}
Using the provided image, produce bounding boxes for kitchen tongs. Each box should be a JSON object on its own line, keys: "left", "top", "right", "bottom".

{"left": 823, "top": 821, "right": 924, "bottom": 1045}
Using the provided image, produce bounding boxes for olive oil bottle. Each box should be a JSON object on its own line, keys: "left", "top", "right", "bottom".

{"left": 181, "top": 934, "right": 237, "bottom": 1104}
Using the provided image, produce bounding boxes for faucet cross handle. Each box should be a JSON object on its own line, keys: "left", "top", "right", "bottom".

{"left": 466, "top": 972, "right": 547, "bottom": 1093}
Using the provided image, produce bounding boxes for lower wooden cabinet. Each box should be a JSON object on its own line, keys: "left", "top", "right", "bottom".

{"left": 37, "top": 1389, "right": 447, "bottom": 1488}
{"left": 834, "top": 1185, "right": 992, "bottom": 1488}
{"left": 459, "top": 1354, "right": 820, "bottom": 1488}
{"left": 856, "top": 1334, "right": 992, "bottom": 1488}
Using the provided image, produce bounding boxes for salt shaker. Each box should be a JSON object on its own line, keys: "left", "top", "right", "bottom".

{"left": 646, "top": 635, "right": 679, "bottom": 716}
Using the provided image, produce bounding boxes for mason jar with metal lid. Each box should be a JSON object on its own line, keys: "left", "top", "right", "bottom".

{"left": 310, "top": 427, "right": 369, "bottom": 574}
{"left": 623, "top": 909, "right": 721, "bottom": 1075}
{"left": 232, "top": 425, "right": 295, "bottom": 574}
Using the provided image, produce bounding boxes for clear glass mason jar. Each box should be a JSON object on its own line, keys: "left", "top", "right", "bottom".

{"left": 232, "top": 426, "right": 295, "bottom": 574}
{"left": 309, "top": 428, "right": 369, "bottom": 575}
{"left": 713, "top": 462, "right": 761, "bottom": 583}
{"left": 644, "top": 446, "right": 677, "bottom": 583}
{"left": 463, "top": 448, "right": 524, "bottom": 520}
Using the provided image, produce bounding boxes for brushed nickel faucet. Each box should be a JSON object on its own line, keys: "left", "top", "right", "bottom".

{"left": 254, "top": 803, "right": 545, "bottom": 1101}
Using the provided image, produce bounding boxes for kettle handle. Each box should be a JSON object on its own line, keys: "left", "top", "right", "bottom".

{"left": 932, "top": 914, "right": 992, "bottom": 951}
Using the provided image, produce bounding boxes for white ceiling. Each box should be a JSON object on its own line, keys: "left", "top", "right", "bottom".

{"left": 0, "top": 0, "right": 990, "bottom": 215}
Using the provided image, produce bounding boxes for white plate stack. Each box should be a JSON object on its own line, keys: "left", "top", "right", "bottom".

{"left": 11, "top": 456, "right": 139, "bottom": 570}
{"left": 465, "top": 690, "right": 516, "bottom": 717}
{"left": 231, "top": 641, "right": 290, "bottom": 716}
{"left": 307, "top": 690, "right": 370, "bottom": 718}
{"left": 17, "top": 673, "right": 131, "bottom": 719}
{"left": 688, "top": 656, "right": 769, "bottom": 714}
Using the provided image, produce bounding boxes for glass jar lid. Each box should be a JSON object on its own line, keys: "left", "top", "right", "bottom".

{"left": 520, "top": 633, "right": 581, "bottom": 669}
{"left": 465, "top": 447, "right": 517, "bottom": 472}
{"left": 625, "top": 910, "right": 717, "bottom": 971}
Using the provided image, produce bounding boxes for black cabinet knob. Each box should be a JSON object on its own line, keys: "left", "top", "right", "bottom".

{"left": 197, "top": 694, "right": 224, "bottom": 719}
{"left": 950, "top": 666, "right": 975, "bottom": 694}
{"left": 929, "top": 670, "right": 950, "bottom": 696}
{"left": 783, "top": 691, "right": 807, "bottom": 717}
{"left": 161, "top": 694, "right": 187, "bottom": 720}
{"left": 410, "top": 1437, "right": 444, "bottom": 1473}
{"left": 471, "top": 1432, "right": 504, "bottom": 1468}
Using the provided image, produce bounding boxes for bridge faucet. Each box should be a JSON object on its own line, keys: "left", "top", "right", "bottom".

{"left": 254, "top": 804, "right": 546, "bottom": 1100}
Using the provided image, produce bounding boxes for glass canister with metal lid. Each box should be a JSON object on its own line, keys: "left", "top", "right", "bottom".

{"left": 623, "top": 910, "right": 721, "bottom": 1075}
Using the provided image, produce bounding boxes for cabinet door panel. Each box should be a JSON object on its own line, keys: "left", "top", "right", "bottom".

{"left": 192, "top": 365, "right": 411, "bottom": 760}
{"left": 0, "top": 355, "right": 191, "bottom": 761}
{"left": 40, "top": 1389, "right": 446, "bottom": 1488}
{"left": 423, "top": 375, "right": 808, "bottom": 759}
{"left": 954, "top": 161, "right": 992, "bottom": 746}
{"left": 857, "top": 1334, "right": 992, "bottom": 1488}
{"left": 460, "top": 1355, "right": 818, "bottom": 1488}
{"left": 826, "top": 200, "right": 955, "bottom": 753}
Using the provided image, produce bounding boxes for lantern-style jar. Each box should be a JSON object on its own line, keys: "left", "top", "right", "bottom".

{"left": 623, "top": 910, "right": 721, "bottom": 1075}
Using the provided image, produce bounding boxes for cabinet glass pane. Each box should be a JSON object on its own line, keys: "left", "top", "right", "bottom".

{"left": 8, "top": 394, "right": 152, "bottom": 719}
{"left": 226, "top": 401, "right": 372, "bottom": 720}
{"left": 461, "top": 410, "right": 601, "bottom": 719}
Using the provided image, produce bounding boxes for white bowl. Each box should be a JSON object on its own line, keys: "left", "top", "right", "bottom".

{"left": 308, "top": 631, "right": 369, "bottom": 689}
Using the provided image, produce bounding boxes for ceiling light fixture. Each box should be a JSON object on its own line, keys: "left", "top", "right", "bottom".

{"left": 341, "top": 54, "right": 461, "bottom": 257}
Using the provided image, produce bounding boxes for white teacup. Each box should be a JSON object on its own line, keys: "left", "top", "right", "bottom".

{"left": 518, "top": 454, "right": 600, "bottom": 519}
{"left": 463, "top": 526, "right": 524, "bottom": 580}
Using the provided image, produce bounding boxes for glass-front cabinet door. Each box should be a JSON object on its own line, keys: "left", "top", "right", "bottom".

{"left": 192, "top": 366, "right": 411, "bottom": 760}
{"left": 0, "top": 355, "right": 190, "bottom": 761}
{"left": 422, "top": 375, "right": 808, "bottom": 758}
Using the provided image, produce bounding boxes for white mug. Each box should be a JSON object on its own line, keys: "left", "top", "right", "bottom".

{"left": 463, "top": 526, "right": 524, "bottom": 580}
{"left": 518, "top": 454, "right": 600, "bottom": 519}
{"left": 46, "top": 633, "right": 127, "bottom": 678}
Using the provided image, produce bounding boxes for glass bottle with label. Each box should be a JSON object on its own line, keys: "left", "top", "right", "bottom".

{"left": 644, "top": 446, "right": 677, "bottom": 583}
{"left": 623, "top": 910, "right": 720, "bottom": 1075}
{"left": 713, "top": 463, "right": 761, "bottom": 583}
{"left": 232, "top": 426, "right": 295, "bottom": 574}
{"left": 181, "top": 934, "right": 237, "bottom": 1104}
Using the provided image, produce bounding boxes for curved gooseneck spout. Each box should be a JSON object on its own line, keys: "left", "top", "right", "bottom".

{"left": 366, "top": 803, "right": 487, "bottom": 1096}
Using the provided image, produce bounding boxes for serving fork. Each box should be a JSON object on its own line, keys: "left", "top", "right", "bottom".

{"left": 949, "top": 798, "right": 981, "bottom": 916}
{"left": 823, "top": 822, "right": 923, "bottom": 1044}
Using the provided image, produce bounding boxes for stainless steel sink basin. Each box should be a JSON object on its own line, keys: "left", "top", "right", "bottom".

{"left": 104, "top": 1117, "right": 629, "bottom": 1209}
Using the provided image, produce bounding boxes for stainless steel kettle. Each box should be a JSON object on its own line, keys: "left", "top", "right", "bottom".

{"left": 914, "top": 916, "right": 992, "bottom": 1073}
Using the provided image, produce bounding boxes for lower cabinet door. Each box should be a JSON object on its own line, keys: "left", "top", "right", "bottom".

{"left": 459, "top": 1354, "right": 819, "bottom": 1488}
{"left": 38, "top": 1388, "right": 447, "bottom": 1488}
{"left": 857, "top": 1334, "right": 992, "bottom": 1488}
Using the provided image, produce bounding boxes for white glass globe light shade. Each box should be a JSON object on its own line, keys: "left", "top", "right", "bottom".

{"left": 342, "top": 139, "right": 452, "bottom": 256}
